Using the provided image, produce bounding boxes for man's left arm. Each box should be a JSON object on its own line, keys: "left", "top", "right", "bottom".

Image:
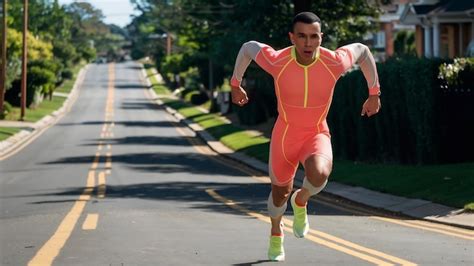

{"left": 343, "top": 43, "right": 381, "bottom": 117}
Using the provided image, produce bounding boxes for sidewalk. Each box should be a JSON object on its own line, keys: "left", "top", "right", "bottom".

{"left": 142, "top": 67, "right": 473, "bottom": 230}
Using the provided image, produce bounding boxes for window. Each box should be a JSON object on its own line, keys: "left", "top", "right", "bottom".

{"left": 374, "top": 31, "right": 386, "bottom": 48}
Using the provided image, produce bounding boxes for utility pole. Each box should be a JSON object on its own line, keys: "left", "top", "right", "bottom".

{"left": 0, "top": 0, "right": 7, "bottom": 116}
{"left": 20, "top": 0, "right": 28, "bottom": 120}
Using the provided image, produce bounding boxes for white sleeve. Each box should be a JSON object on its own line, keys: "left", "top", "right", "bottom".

{"left": 343, "top": 43, "right": 380, "bottom": 95}
{"left": 230, "top": 41, "right": 265, "bottom": 87}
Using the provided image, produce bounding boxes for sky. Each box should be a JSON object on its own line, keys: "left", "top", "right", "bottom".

{"left": 57, "top": 0, "right": 141, "bottom": 27}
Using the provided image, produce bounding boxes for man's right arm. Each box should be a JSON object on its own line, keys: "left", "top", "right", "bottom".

{"left": 230, "top": 41, "right": 266, "bottom": 88}
{"left": 230, "top": 41, "right": 267, "bottom": 106}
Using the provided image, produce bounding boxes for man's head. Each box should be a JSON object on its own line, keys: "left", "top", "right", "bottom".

{"left": 289, "top": 12, "right": 323, "bottom": 64}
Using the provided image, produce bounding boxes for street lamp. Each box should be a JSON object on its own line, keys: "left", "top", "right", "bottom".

{"left": 148, "top": 32, "right": 172, "bottom": 56}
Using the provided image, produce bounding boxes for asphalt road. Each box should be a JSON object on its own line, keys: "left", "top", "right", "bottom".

{"left": 1, "top": 62, "right": 472, "bottom": 266}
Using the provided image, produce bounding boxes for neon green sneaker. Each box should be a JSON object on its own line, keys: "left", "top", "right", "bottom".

{"left": 291, "top": 189, "right": 309, "bottom": 238}
{"left": 268, "top": 235, "right": 285, "bottom": 261}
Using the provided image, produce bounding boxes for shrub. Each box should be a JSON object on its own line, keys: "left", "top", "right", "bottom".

{"left": 438, "top": 58, "right": 474, "bottom": 92}
{"left": 185, "top": 90, "right": 209, "bottom": 105}
{"left": 0, "top": 102, "right": 12, "bottom": 119}
{"left": 62, "top": 69, "right": 74, "bottom": 80}
{"left": 328, "top": 56, "right": 473, "bottom": 164}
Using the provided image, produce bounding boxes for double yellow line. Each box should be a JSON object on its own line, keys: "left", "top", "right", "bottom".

{"left": 170, "top": 114, "right": 474, "bottom": 241}
{"left": 207, "top": 189, "right": 415, "bottom": 266}
{"left": 313, "top": 194, "right": 474, "bottom": 241}
{"left": 28, "top": 64, "right": 115, "bottom": 266}
{"left": 157, "top": 110, "right": 417, "bottom": 265}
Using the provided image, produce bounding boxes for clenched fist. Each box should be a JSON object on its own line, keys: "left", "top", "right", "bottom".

{"left": 361, "top": 95, "right": 381, "bottom": 117}
{"left": 231, "top": 86, "right": 249, "bottom": 106}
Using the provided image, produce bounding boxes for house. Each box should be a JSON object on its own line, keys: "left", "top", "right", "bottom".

{"left": 370, "top": 0, "right": 416, "bottom": 61}
{"left": 399, "top": 0, "right": 474, "bottom": 58}
{"left": 369, "top": 0, "right": 473, "bottom": 59}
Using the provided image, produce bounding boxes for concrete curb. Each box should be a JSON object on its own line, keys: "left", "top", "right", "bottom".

{"left": 142, "top": 65, "right": 473, "bottom": 230}
{"left": 0, "top": 65, "right": 89, "bottom": 160}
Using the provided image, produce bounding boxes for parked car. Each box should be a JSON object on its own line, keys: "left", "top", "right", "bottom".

{"left": 94, "top": 57, "right": 107, "bottom": 64}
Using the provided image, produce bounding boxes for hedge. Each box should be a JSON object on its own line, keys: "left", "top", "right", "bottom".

{"left": 238, "top": 57, "right": 474, "bottom": 165}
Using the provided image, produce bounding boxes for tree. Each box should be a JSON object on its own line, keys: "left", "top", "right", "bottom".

{"left": 3, "top": 0, "right": 117, "bottom": 111}
{"left": 129, "top": 0, "right": 380, "bottom": 116}
{"left": 294, "top": 0, "right": 312, "bottom": 14}
{"left": 394, "top": 30, "right": 416, "bottom": 56}
{"left": 130, "top": 0, "right": 379, "bottom": 74}
{"left": 65, "top": 2, "right": 109, "bottom": 61}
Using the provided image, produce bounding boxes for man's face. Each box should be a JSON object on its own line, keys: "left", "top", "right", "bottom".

{"left": 289, "top": 22, "right": 323, "bottom": 61}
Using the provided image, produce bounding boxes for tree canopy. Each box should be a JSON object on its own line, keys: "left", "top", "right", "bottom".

{"left": 128, "top": 0, "right": 381, "bottom": 90}
{"left": 1, "top": 0, "right": 127, "bottom": 110}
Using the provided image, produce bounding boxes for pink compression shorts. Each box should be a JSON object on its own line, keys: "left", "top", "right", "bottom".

{"left": 269, "top": 117, "right": 333, "bottom": 186}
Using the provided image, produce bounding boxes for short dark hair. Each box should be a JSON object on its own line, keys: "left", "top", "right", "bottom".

{"left": 292, "top": 12, "right": 321, "bottom": 32}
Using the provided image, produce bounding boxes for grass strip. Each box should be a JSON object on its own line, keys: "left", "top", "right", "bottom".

{"left": 0, "top": 127, "right": 22, "bottom": 142}
{"left": 331, "top": 161, "right": 474, "bottom": 211}
{"left": 6, "top": 96, "right": 64, "bottom": 122}
{"left": 3, "top": 63, "right": 84, "bottom": 122}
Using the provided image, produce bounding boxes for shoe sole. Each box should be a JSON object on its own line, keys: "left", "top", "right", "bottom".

{"left": 268, "top": 255, "right": 285, "bottom": 261}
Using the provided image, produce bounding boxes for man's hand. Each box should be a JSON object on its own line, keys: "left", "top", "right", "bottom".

{"left": 361, "top": 95, "right": 381, "bottom": 117}
{"left": 231, "top": 85, "right": 249, "bottom": 106}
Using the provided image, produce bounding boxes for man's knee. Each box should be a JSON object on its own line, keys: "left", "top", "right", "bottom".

{"left": 267, "top": 183, "right": 292, "bottom": 218}
{"left": 271, "top": 184, "right": 292, "bottom": 207}
{"left": 307, "top": 166, "right": 331, "bottom": 186}
{"left": 304, "top": 156, "right": 332, "bottom": 187}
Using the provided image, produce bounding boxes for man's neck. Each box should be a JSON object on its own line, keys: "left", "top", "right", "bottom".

{"left": 295, "top": 48, "right": 318, "bottom": 66}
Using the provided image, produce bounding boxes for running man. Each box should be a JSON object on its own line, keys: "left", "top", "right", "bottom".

{"left": 230, "top": 12, "right": 381, "bottom": 261}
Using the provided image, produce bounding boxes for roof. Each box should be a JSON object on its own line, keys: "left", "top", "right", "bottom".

{"left": 440, "top": 0, "right": 474, "bottom": 12}
{"left": 413, "top": 4, "right": 439, "bottom": 15}
{"left": 413, "top": 0, "right": 474, "bottom": 15}
{"left": 399, "top": 0, "right": 474, "bottom": 24}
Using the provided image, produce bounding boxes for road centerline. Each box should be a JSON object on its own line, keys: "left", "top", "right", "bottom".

{"left": 206, "top": 189, "right": 416, "bottom": 265}
{"left": 28, "top": 63, "right": 116, "bottom": 266}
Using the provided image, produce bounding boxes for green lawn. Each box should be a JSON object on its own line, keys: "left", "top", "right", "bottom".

{"left": 331, "top": 161, "right": 474, "bottom": 211}
{"left": 6, "top": 96, "right": 64, "bottom": 122}
{"left": 144, "top": 65, "right": 170, "bottom": 95}
{"left": 149, "top": 66, "right": 474, "bottom": 211}
{"left": 3, "top": 63, "right": 84, "bottom": 122}
{"left": 0, "top": 127, "right": 21, "bottom": 141}
{"left": 164, "top": 99, "right": 270, "bottom": 163}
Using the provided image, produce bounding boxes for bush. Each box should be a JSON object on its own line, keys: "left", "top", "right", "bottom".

{"left": 62, "top": 69, "right": 74, "bottom": 80}
{"left": 27, "top": 66, "right": 55, "bottom": 107}
{"left": 181, "top": 67, "right": 201, "bottom": 91}
{"left": 184, "top": 90, "right": 209, "bottom": 105}
{"left": 0, "top": 102, "right": 12, "bottom": 119}
{"left": 327, "top": 56, "right": 473, "bottom": 164}
{"left": 436, "top": 58, "right": 474, "bottom": 163}
{"left": 438, "top": 58, "right": 474, "bottom": 92}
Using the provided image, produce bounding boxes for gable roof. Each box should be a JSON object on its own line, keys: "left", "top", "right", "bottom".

{"left": 413, "top": 0, "right": 474, "bottom": 15}
{"left": 400, "top": 0, "right": 474, "bottom": 24}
